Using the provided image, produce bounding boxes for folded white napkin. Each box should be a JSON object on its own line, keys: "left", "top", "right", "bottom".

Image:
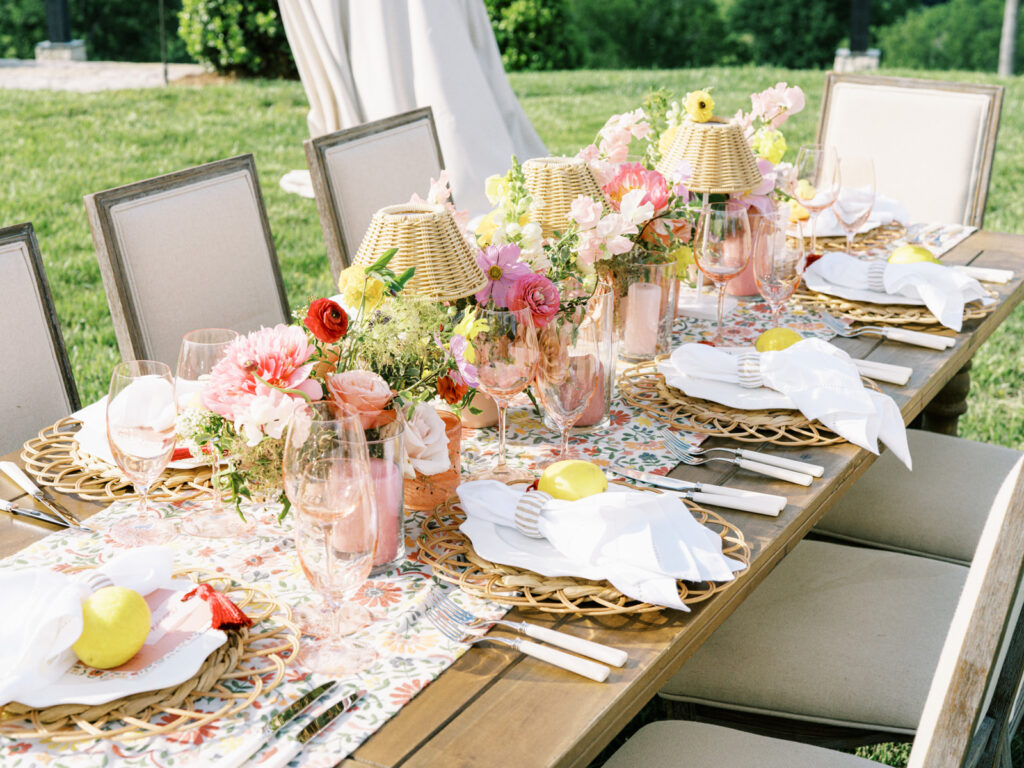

{"left": 457, "top": 481, "right": 745, "bottom": 611}
{"left": 0, "top": 547, "right": 175, "bottom": 706}
{"left": 75, "top": 397, "right": 197, "bottom": 470}
{"left": 665, "top": 339, "right": 911, "bottom": 468}
{"left": 809, "top": 194, "right": 910, "bottom": 238}
{"left": 804, "top": 252, "right": 990, "bottom": 331}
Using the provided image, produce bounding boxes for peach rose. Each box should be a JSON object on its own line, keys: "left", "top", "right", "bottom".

{"left": 326, "top": 370, "right": 394, "bottom": 430}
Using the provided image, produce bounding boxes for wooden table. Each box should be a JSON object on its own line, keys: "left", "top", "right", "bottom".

{"left": 3, "top": 230, "right": 1023, "bottom": 768}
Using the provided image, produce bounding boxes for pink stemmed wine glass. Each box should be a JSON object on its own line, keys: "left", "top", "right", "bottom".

{"left": 792, "top": 144, "right": 840, "bottom": 258}
{"left": 753, "top": 210, "right": 806, "bottom": 329}
{"left": 472, "top": 307, "right": 540, "bottom": 483}
{"left": 695, "top": 202, "right": 751, "bottom": 345}
{"left": 833, "top": 155, "right": 876, "bottom": 257}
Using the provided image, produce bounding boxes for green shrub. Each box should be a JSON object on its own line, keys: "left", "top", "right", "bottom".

{"left": 177, "top": 0, "right": 295, "bottom": 77}
{"left": 486, "top": 0, "right": 582, "bottom": 71}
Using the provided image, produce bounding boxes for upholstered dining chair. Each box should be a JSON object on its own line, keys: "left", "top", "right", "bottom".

{"left": 656, "top": 455, "right": 1024, "bottom": 761}
{"left": 305, "top": 106, "right": 446, "bottom": 280}
{"left": 0, "top": 223, "right": 80, "bottom": 454}
{"left": 85, "top": 154, "right": 290, "bottom": 368}
{"left": 816, "top": 73, "right": 1003, "bottom": 227}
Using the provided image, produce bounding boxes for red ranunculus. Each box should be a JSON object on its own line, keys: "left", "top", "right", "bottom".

{"left": 304, "top": 298, "right": 349, "bottom": 343}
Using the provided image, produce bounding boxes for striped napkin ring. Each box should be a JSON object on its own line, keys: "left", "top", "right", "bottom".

{"left": 82, "top": 570, "right": 114, "bottom": 593}
{"left": 514, "top": 491, "right": 550, "bottom": 539}
{"left": 736, "top": 351, "right": 763, "bottom": 389}
{"left": 867, "top": 261, "right": 887, "bottom": 293}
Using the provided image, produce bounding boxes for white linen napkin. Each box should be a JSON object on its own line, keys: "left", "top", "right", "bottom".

{"left": 457, "top": 481, "right": 746, "bottom": 611}
{"left": 804, "top": 252, "right": 990, "bottom": 331}
{"left": 0, "top": 547, "right": 175, "bottom": 706}
{"left": 666, "top": 339, "right": 911, "bottom": 469}
{"left": 808, "top": 194, "right": 910, "bottom": 238}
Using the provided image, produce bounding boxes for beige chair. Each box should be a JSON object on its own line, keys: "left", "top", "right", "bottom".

{"left": 0, "top": 223, "right": 80, "bottom": 454}
{"left": 636, "top": 456, "right": 1024, "bottom": 766}
{"left": 817, "top": 73, "right": 1003, "bottom": 227}
{"left": 85, "top": 155, "right": 290, "bottom": 368}
{"left": 305, "top": 106, "right": 446, "bottom": 280}
{"left": 658, "top": 456, "right": 1024, "bottom": 757}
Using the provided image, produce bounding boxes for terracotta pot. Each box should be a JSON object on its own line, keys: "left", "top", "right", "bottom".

{"left": 404, "top": 412, "right": 463, "bottom": 511}
{"left": 461, "top": 390, "right": 499, "bottom": 428}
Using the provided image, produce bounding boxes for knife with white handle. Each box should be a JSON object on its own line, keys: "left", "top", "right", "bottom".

{"left": 0, "top": 498, "right": 69, "bottom": 527}
{"left": 0, "top": 461, "right": 90, "bottom": 530}
{"left": 686, "top": 491, "right": 781, "bottom": 516}
{"left": 503, "top": 622, "right": 628, "bottom": 667}
{"left": 608, "top": 466, "right": 787, "bottom": 513}
{"left": 723, "top": 449, "right": 824, "bottom": 478}
{"left": 515, "top": 639, "right": 610, "bottom": 681}
{"left": 881, "top": 327, "right": 954, "bottom": 350}
{"left": 250, "top": 688, "right": 366, "bottom": 768}
{"left": 734, "top": 459, "right": 813, "bottom": 486}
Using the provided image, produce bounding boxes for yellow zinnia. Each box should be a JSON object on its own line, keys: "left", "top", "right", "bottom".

{"left": 684, "top": 90, "right": 714, "bottom": 123}
{"left": 338, "top": 265, "right": 385, "bottom": 312}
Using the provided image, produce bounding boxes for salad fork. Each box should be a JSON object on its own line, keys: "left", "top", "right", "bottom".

{"left": 660, "top": 430, "right": 823, "bottom": 478}
{"left": 821, "top": 313, "right": 953, "bottom": 350}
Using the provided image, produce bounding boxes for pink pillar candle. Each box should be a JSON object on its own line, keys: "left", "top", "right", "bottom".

{"left": 369, "top": 457, "right": 403, "bottom": 568}
{"left": 623, "top": 282, "right": 662, "bottom": 358}
{"left": 575, "top": 361, "right": 607, "bottom": 427}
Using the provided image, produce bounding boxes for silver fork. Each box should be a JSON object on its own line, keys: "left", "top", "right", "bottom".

{"left": 660, "top": 430, "right": 823, "bottom": 478}
{"left": 820, "top": 313, "right": 952, "bottom": 350}
{"left": 425, "top": 590, "right": 627, "bottom": 667}
{"left": 424, "top": 594, "right": 610, "bottom": 682}
{"left": 661, "top": 433, "right": 812, "bottom": 486}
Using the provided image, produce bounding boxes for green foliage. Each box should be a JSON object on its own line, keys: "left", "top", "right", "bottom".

{"left": 727, "top": 0, "right": 847, "bottom": 68}
{"left": 177, "top": 0, "right": 295, "bottom": 77}
{"left": 485, "top": 0, "right": 582, "bottom": 71}
{"left": 0, "top": 0, "right": 44, "bottom": 59}
{"left": 877, "top": 0, "right": 1023, "bottom": 73}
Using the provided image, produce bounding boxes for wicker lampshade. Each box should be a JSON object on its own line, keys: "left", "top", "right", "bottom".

{"left": 656, "top": 118, "right": 762, "bottom": 194}
{"left": 522, "top": 156, "right": 605, "bottom": 238}
{"left": 353, "top": 204, "right": 486, "bottom": 301}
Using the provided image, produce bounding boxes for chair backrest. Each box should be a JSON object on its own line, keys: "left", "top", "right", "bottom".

{"left": 816, "top": 73, "right": 1003, "bottom": 228}
{"left": 0, "top": 223, "right": 80, "bottom": 454}
{"left": 909, "top": 456, "right": 1024, "bottom": 767}
{"left": 85, "top": 154, "right": 290, "bottom": 368}
{"left": 305, "top": 106, "right": 446, "bottom": 280}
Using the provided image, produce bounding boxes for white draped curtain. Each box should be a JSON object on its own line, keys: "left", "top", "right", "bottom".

{"left": 279, "top": 0, "right": 548, "bottom": 214}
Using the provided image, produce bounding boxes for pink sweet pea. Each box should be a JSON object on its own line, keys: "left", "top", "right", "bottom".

{"left": 731, "top": 158, "right": 776, "bottom": 215}
{"left": 751, "top": 83, "right": 806, "bottom": 129}
{"left": 568, "top": 195, "right": 603, "bottom": 230}
{"left": 475, "top": 243, "right": 533, "bottom": 308}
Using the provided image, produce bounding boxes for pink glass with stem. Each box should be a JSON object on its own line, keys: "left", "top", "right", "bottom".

{"left": 753, "top": 211, "right": 806, "bottom": 328}
{"left": 792, "top": 144, "right": 840, "bottom": 258}
{"left": 104, "top": 360, "right": 177, "bottom": 546}
{"left": 695, "top": 202, "right": 752, "bottom": 345}
{"left": 472, "top": 307, "right": 540, "bottom": 483}
{"left": 833, "top": 155, "right": 876, "bottom": 256}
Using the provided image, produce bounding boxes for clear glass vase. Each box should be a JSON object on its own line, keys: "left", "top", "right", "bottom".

{"left": 602, "top": 259, "right": 678, "bottom": 362}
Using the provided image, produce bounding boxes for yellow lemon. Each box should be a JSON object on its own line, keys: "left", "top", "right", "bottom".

{"left": 755, "top": 327, "right": 803, "bottom": 353}
{"left": 888, "top": 244, "right": 941, "bottom": 266}
{"left": 795, "top": 179, "right": 817, "bottom": 201}
{"left": 789, "top": 202, "right": 810, "bottom": 222}
{"left": 72, "top": 586, "right": 151, "bottom": 669}
{"left": 538, "top": 460, "right": 608, "bottom": 501}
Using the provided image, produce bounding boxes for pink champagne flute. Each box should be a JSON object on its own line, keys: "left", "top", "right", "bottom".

{"left": 695, "top": 202, "right": 751, "bottom": 345}
{"left": 754, "top": 210, "right": 806, "bottom": 328}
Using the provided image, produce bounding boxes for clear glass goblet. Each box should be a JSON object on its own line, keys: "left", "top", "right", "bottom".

{"left": 833, "top": 155, "right": 876, "bottom": 257}
{"left": 792, "top": 144, "right": 840, "bottom": 258}
{"left": 695, "top": 202, "right": 751, "bottom": 345}
{"left": 754, "top": 211, "right": 806, "bottom": 329}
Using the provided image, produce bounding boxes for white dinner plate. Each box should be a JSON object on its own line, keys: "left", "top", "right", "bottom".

{"left": 656, "top": 360, "right": 796, "bottom": 411}
{"left": 74, "top": 398, "right": 205, "bottom": 471}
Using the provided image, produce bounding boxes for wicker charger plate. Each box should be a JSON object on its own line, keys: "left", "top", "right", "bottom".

{"left": 618, "top": 358, "right": 848, "bottom": 446}
{"left": 20, "top": 416, "right": 213, "bottom": 503}
{"left": 419, "top": 490, "right": 750, "bottom": 616}
{"left": 795, "top": 286, "right": 995, "bottom": 328}
{"left": 0, "top": 569, "right": 299, "bottom": 744}
{"left": 813, "top": 222, "right": 906, "bottom": 253}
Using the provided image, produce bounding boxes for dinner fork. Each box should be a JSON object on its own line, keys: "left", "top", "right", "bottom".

{"left": 660, "top": 430, "right": 824, "bottom": 478}
{"left": 424, "top": 593, "right": 611, "bottom": 682}
{"left": 661, "top": 434, "right": 812, "bottom": 486}
{"left": 425, "top": 589, "right": 627, "bottom": 667}
{"left": 820, "top": 313, "right": 953, "bottom": 350}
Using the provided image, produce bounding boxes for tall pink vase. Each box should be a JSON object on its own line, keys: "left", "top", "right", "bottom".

{"left": 727, "top": 211, "right": 762, "bottom": 297}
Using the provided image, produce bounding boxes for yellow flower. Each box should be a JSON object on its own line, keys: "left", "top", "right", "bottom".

{"left": 337, "top": 264, "right": 385, "bottom": 312}
{"left": 485, "top": 174, "right": 508, "bottom": 205}
{"left": 452, "top": 310, "right": 489, "bottom": 364}
{"left": 476, "top": 210, "right": 500, "bottom": 247}
{"left": 684, "top": 90, "right": 715, "bottom": 123}
{"left": 672, "top": 244, "right": 693, "bottom": 274}
{"left": 658, "top": 124, "right": 680, "bottom": 156}
{"left": 752, "top": 126, "right": 787, "bottom": 165}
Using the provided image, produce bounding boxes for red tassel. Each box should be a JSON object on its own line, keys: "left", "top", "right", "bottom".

{"left": 182, "top": 583, "right": 253, "bottom": 630}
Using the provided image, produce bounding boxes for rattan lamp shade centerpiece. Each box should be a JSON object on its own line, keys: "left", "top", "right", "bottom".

{"left": 656, "top": 118, "right": 762, "bottom": 194}
{"left": 353, "top": 204, "right": 486, "bottom": 301}
{"left": 522, "top": 156, "right": 605, "bottom": 238}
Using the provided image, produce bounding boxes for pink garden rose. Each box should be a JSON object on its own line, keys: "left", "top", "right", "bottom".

{"left": 326, "top": 370, "right": 394, "bottom": 430}
{"left": 402, "top": 403, "right": 451, "bottom": 477}
{"left": 506, "top": 274, "right": 560, "bottom": 328}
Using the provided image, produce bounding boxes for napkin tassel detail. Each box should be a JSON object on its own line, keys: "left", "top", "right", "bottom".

{"left": 182, "top": 583, "right": 253, "bottom": 630}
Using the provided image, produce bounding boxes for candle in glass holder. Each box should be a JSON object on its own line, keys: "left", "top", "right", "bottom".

{"left": 369, "top": 456, "right": 403, "bottom": 571}
{"left": 623, "top": 282, "right": 662, "bottom": 358}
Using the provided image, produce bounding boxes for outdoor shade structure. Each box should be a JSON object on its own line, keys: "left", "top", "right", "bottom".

{"left": 278, "top": 0, "right": 547, "bottom": 215}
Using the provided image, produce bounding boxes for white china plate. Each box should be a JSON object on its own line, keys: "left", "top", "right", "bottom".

{"left": 656, "top": 361, "right": 796, "bottom": 411}
{"left": 73, "top": 398, "right": 204, "bottom": 471}
{"left": 460, "top": 517, "right": 607, "bottom": 580}
{"left": 802, "top": 271, "right": 925, "bottom": 307}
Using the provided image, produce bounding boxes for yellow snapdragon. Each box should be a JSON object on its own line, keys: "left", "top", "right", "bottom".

{"left": 752, "top": 126, "right": 787, "bottom": 165}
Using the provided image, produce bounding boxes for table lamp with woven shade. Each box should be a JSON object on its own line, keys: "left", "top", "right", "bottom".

{"left": 353, "top": 204, "right": 486, "bottom": 301}
{"left": 656, "top": 117, "right": 762, "bottom": 194}
{"left": 522, "top": 156, "right": 605, "bottom": 238}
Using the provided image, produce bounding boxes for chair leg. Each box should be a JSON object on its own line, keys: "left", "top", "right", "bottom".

{"left": 913, "top": 359, "right": 972, "bottom": 436}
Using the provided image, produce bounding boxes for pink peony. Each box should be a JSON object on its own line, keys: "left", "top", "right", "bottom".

{"left": 507, "top": 274, "right": 560, "bottom": 328}
{"left": 326, "top": 370, "right": 394, "bottom": 430}
{"left": 475, "top": 243, "right": 533, "bottom": 308}
{"left": 602, "top": 163, "right": 669, "bottom": 214}
{"left": 201, "top": 324, "right": 321, "bottom": 421}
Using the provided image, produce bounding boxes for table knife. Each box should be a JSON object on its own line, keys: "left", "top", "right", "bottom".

{"left": 609, "top": 465, "right": 787, "bottom": 511}
{"left": 252, "top": 688, "right": 366, "bottom": 768}
{"left": 0, "top": 461, "right": 90, "bottom": 530}
{"left": 0, "top": 498, "right": 69, "bottom": 527}
{"left": 218, "top": 680, "right": 338, "bottom": 768}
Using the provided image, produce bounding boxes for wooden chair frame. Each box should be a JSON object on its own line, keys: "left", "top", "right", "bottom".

{"left": 305, "top": 106, "right": 446, "bottom": 280}
{"left": 84, "top": 154, "right": 289, "bottom": 364}
{"left": 816, "top": 73, "right": 1003, "bottom": 229}
{"left": 0, "top": 222, "right": 80, "bottom": 414}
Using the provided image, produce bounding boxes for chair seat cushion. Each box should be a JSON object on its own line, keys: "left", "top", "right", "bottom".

{"left": 660, "top": 540, "right": 967, "bottom": 733}
{"left": 815, "top": 429, "right": 1022, "bottom": 564}
{"left": 603, "top": 721, "right": 880, "bottom": 768}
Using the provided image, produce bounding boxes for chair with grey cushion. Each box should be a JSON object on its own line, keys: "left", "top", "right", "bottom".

{"left": 305, "top": 106, "right": 446, "bottom": 280}
{"left": 817, "top": 73, "right": 1003, "bottom": 227}
{"left": 638, "top": 456, "right": 1024, "bottom": 766}
{"left": 85, "top": 154, "right": 290, "bottom": 369}
{"left": 0, "top": 223, "right": 80, "bottom": 454}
